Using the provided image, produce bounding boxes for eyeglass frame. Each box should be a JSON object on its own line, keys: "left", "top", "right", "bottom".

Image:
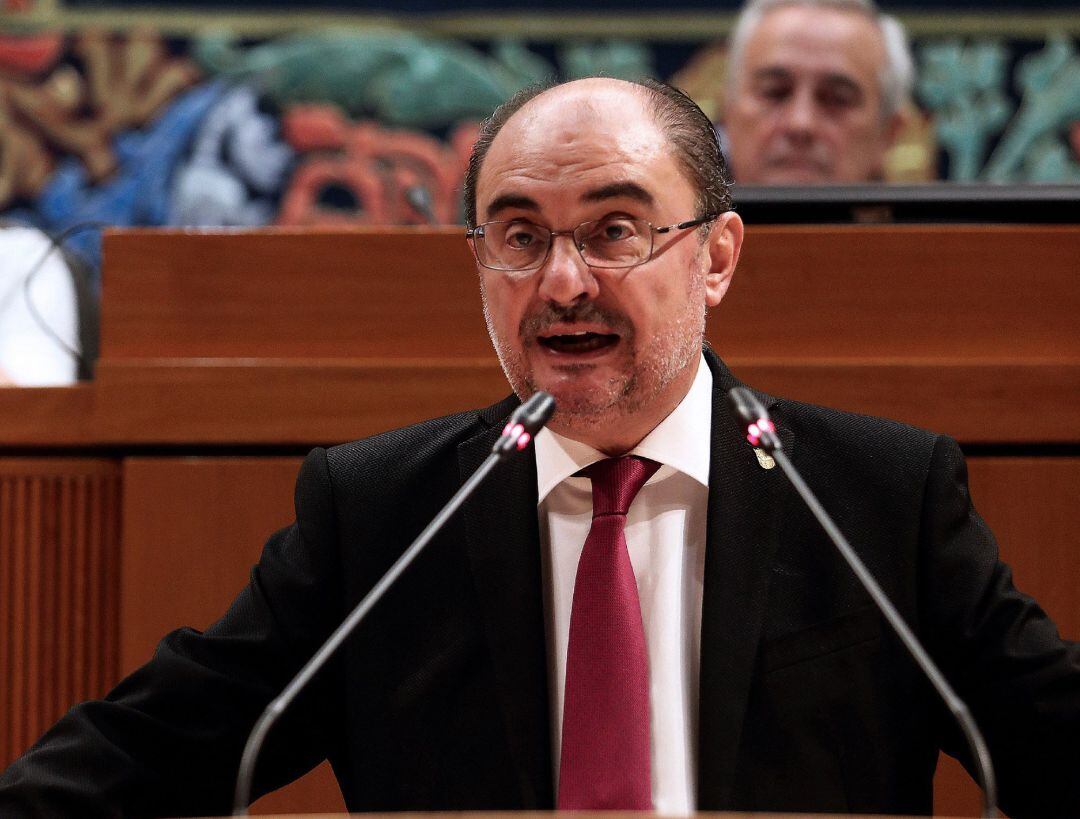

{"left": 465, "top": 213, "right": 719, "bottom": 272}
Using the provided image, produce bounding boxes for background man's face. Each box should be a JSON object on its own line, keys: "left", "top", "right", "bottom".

{"left": 472, "top": 81, "right": 729, "bottom": 444}
{"left": 724, "top": 5, "right": 898, "bottom": 184}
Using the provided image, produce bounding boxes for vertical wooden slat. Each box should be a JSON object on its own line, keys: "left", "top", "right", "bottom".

{"left": 101, "top": 475, "right": 121, "bottom": 696}
{"left": 1, "top": 477, "right": 12, "bottom": 762}
{"left": 56, "top": 477, "right": 72, "bottom": 720}
{"left": 0, "top": 460, "right": 121, "bottom": 767}
{"left": 86, "top": 475, "right": 103, "bottom": 697}
{"left": 71, "top": 475, "right": 89, "bottom": 705}
{"left": 26, "top": 477, "right": 43, "bottom": 757}
{"left": 11, "top": 476, "right": 28, "bottom": 760}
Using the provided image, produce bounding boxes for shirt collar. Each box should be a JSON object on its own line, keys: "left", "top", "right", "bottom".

{"left": 534, "top": 353, "right": 713, "bottom": 504}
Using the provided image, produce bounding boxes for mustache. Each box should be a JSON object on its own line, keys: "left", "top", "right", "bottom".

{"left": 519, "top": 302, "right": 634, "bottom": 340}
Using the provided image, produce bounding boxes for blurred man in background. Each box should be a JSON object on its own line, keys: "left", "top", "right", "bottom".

{"left": 721, "top": 0, "right": 913, "bottom": 184}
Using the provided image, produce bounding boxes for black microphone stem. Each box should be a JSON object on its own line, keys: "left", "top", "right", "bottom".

{"left": 769, "top": 447, "right": 999, "bottom": 818}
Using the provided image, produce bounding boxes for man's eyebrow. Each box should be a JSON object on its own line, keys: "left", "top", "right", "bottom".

{"left": 751, "top": 66, "right": 794, "bottom": 84}
{"left": 580, "top": 181, "right": 654, "bottom": 206}
{"left": 485, "top": 194, "right": 540, "bottom": 220}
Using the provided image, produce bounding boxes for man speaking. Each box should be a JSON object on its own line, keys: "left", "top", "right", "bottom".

{"left": 1, "top": 77, "right": 1078, "bottom": 817}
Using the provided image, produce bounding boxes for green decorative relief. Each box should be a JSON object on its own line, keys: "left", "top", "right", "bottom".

{"left": 917, "top": 40, "right": 1013, "bottom": 181}
{"left": 984, "top": 34, "right": 1080, "bottom": 182}
{"left": 193, "top": 29, "right": 532, "bottom": 129}
{"left": 558, "top": 40, "right": 656, "bottom": 81}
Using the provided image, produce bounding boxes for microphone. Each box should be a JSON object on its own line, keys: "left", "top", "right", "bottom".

{"left": 232, "top": 391, "right": 556, "bottom": 814}
{"left": 494, "top": 391, "right": 556, "bottom": 455}
{"left": 726, "top": 387, "right": 999, "bottom": 818}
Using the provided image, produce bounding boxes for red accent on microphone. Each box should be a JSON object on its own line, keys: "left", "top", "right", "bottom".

{"left": 516, "top": 432, "right": 532, "bottom": 450}
{"left": 746, "top": 418, "right": 776, "bottom": 446}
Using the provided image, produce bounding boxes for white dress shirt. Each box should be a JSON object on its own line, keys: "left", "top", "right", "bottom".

{"left": 535, "top": 355, "right": 712, "bottom": 815}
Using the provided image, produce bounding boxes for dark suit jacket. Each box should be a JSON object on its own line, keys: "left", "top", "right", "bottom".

{"left": 2, "top": 351, "right": 1078, "bottom": 818}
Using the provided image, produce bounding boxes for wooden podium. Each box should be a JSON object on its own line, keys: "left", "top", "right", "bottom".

{"left": 1, "top": 225, "right": 1078, "bottom": 816}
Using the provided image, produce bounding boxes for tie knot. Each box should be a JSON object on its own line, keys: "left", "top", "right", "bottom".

{"left": 581, "top": 456, "right": 660, "bottom": 517}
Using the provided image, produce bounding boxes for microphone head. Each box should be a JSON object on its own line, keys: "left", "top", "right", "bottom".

{"left": 510, "top": 391, "right": 556, "bottom": 434}
{"left": 494, "top": 391, "right": 556, "bottom": 455}
{"left": 727, "top": 386, "right": 782, "bottom": 452}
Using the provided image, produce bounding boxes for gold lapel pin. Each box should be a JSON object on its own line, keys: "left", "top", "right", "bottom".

{"left": 754, "top": 447, "right": 776, "bottom": 470}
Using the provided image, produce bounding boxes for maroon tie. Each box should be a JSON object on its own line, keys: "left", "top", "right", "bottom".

{"left": 558, "top": 455, "right": 660, "bottom": 810}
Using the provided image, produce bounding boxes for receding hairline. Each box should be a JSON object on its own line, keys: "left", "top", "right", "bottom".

{"left": 474, "top": 79, "right": 693, "bottom": 206}
{"left": 463, "top": 76, "right": 731, "bottom": 227}
{"left": 484, "top": 78, "right": 666, "bottom": 151}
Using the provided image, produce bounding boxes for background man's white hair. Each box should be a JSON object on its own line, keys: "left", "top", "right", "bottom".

{"left": 726, "top": 0, "right": 914, "bottom": 121}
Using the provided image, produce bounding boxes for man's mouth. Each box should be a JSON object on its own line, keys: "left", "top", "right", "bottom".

{"left": 537, "top": 330, "right": 621, "bottom": 354}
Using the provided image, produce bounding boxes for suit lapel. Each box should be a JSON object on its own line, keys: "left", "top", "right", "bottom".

{"left": 457, "top": 402, "right": 554, "bottom": 808}
{"left": 698, "top": 351, "right": 792, "bottom": 808}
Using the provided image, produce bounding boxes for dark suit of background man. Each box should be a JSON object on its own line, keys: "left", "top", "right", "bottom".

{"left": 2, "top": 76, "right": 1079, "bottom": 818}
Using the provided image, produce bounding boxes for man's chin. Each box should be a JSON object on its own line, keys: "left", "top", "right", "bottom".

{"left": 523, "top": 371, "right": 631, "bottom": 430}
{"left": 758, "top": 162, "right": 834, "bottom": 185}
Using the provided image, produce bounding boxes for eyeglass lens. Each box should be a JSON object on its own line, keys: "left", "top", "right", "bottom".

{"left": 478, "top": 217, "right": 653, "bottom": 271}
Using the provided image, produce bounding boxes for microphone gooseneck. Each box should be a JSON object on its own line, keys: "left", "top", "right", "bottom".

{"left": 726, "top": 386, "right": 999, "bottom": 819}
{"left": 232, "top": 392, "right": 555, "bottom": 815}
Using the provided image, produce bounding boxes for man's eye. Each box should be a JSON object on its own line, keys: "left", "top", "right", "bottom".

{"left": 819, "top": 87, "right": 861, "bottom": 110}
{"left": 595, "top": 220, "right": 636, "bottom": 242}
{"left": 756, "top": 83, "right": 792, "bottom": 103}
{"left": 505, "top": 228, "right": 539, "bottom": 248}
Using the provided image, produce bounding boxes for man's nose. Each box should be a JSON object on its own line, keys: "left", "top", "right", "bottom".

{"left": 779, "top": 89, "right": 818, "bottom": 139}
{"left": 536, "top": 234, "right": 600, "bottom": 305}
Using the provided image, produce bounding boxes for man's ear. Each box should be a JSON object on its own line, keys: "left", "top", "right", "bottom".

{"left": 704, "top": 211, "right": 743, "bottom": 308}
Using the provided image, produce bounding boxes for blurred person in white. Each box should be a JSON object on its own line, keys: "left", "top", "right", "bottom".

{"left": 722, "top": 0, "right": 913, "bottom": 184}
{"left": 0, "top": 225, "right": 81, "bottom": 386}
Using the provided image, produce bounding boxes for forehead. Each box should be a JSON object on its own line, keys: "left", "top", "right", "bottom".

{"left": 476, "top": 84, "right": 697, "bottom": 219}
{"left": 743, "top": 5, "right": 886, "bottom": 93}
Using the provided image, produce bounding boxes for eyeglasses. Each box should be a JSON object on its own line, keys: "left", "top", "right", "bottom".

{"left": 466, "top": 214, "right": 717, "bottom": 273}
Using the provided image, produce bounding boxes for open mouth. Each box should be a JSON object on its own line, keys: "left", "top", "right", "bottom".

{"left": 537, "top": 331, "right": 620, "bottom": 354}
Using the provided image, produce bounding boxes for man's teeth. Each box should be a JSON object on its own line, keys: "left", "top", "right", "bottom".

{"left": 537, "top": 331, "right": 618, "bottom": 353}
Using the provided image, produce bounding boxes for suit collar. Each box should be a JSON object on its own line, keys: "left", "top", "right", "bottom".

{"left": 697, "top": 348, "right": 792, "bottom": 808}
{"left": 457, "top": 402, "right": 554, "bottom": 807}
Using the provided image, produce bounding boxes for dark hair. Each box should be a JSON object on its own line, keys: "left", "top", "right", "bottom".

{"left": 462, "top": 78, "right": 732, "bottom": 228}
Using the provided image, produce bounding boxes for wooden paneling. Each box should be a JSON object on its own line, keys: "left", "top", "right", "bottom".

{"left": 101, "top": 228, "right": 489, "bottom": 361}
{"left": 2, "top": 359, "right": 1078, "bottom": 447}
{"left": 1, "top": 227, "right": 1075, "bottom": 448}
{"left": 100, "top": 226, "right": 1080, "bottom": 363}
{"left": 0, "top": 385, "right": 98, "bottom": 447}
{"left": 119, "top": 457, "right": 303, "bottom": 670}
{"left": 120, "top": 456, "right": 343, "bottom": 815}
{"left": 0, "top": 459, "right": 121, "bottom": 767}
{"left": 717, "top": 225, "right": 1080, "bottom": 361}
